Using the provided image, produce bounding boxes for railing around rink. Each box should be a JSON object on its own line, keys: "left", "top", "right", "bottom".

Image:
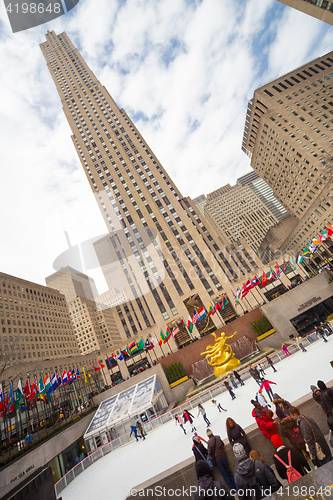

{"left": 54, "top": 329, "right": 323, "bottom": 497}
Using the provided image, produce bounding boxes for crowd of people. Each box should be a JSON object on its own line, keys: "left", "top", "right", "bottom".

{"left": 190, "top": 375, "right": 333, "bottom": 499}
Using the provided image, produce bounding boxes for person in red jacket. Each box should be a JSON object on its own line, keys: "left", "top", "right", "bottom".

{"left": 260, "top": 378, "right": 276, "bottom": 402}
{"left": 251, "top": 400, "right": 279, "bottom": 439}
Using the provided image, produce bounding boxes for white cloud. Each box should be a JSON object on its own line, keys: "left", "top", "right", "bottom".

{"left": 0, "top": 0, "right": 332, "bottom": 289}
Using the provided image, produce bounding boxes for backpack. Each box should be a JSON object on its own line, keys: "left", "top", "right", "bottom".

{"left": 274, "top": 450, "right": 302, "bottom": 483}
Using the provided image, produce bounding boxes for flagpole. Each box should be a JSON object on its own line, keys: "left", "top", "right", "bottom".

{"left": 234, "top": 290, "right": 246, "bottom": 313}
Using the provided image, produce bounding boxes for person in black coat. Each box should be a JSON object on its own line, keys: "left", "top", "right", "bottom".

{"left": 226, "top": 417, "right": 251, "bottom": 455}
{"left": 266, "top": 356, "right": 277, "bottom": 373}
{"left": 317, "top": 380, "right": 333, "bottom": 417}
{"left": 224, "top": 381, "right": 236, "bottom": 400}
{"left": 271, "top": 434, "right": 309, "bottom": 480}
{"left": 233, "top": 369, "right": 245, "bottom": 386}
{"left": 233, "top": 443, "right": 281, "bottom": 500}
{"left": 192, "top": 435, "right": 208, "bottom": 462}
{"left": 249, "top": 366, "right": 261, "bottom": 386}
{"left": 290, "top": 406, "right": 332, "bottom": 467}
{"left": 193, "top": 460, "right": 232, "bottom": 500}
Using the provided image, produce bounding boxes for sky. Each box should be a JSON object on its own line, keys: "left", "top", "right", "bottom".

{"left": 0, "top": 0, "right": 333, "bottom": 293}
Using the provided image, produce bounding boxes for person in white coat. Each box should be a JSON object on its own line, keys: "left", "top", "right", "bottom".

{"left": 256, "top": 390, "right": 270, "bottom": 409}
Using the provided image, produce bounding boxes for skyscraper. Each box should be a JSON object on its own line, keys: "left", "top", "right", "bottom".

{"left": 40, "top": 31, "right": 258, "bottom": 343}
{"left": 242, "top": 51, "right": 333, "bottom": 256}
{"left": 276, "top": 0, "right": 333, "bottom": 25}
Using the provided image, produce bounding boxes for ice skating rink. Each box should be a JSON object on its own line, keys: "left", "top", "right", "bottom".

{"left": 61, "top": 338, "right": 333, "bottom": 500}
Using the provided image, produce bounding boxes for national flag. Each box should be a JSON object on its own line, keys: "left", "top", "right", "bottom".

{"left": 233, "top": 292, "right": 239, "bottom": 307}
{"left": 76, "top": 368, "right": 81, "bottom": 380}
{"left": 93, "top": 364, "right": 101, "bottom": 372}
{"left": 43, "top": 373, "right": 51, "bottom": 393}
{"left": 325, "top": 226, "right": 333, "bottom": 239}
{"left": 72, "top": 368, "right": 76, "bottom": 380}
{"left": 145, "top": 338, "right": 154, "bottom": 351}
{"left": 192, "top": 309, "right": 199, "bottom": 324}
{"left": 208, "top": 303, "right": 214, "bottom": 316}
{"left": 159, "top": 330, "right": 165, "bottom": 346}
{"left": 39, "top": 375, "right": 45, "bottom": 395}
{"left": 51, "top": 373, "right": 58, "bottom": 391}
{"left": 312, "top": 236, "right": 321, "bottom": 246}
{"left": 15, "top": 379, "right": 24, "bottom": 410}
{"left": 82, "top": 366, "right": 88, "bottom": 383}
{"left": 214, "top": 301, "right": 221, "bottom": 312}
{"left": 221, "top": 295, "right": 229, "bottom": 310}
{"left": 290, "top": 257, "right": 296, "bottom": 270}
{"left": 318, "top": 232, "right": 328, "bottom": 244}
{"left": 0, "top": 384, "right": 3, "bottom": 416}
{"left": 6, "top": 383, "right": 14, "bottom": 413}
{"left": 125, "top": 345, "right": 132, "bottom": 357}
{"left": 99, "top": 360, "right": 105, "bottom": 369}
{"left": 117, "top": 351, "right": 124, "bottom": 361}
{"left": 267, "top": 269, "right": 274, "bottom": 281}
{"left": 296, "top": 253, "right": 303, "bottom": 264}
{"left": 57, "top": 373, "right": 62, "bottom": 387}
{"left": 262, "top": 271, "right": 267, "bottom": 287}
{"left": 240, "top": 280, "right": 251, "bottom": 298}
{"left": 197, "top": 307, "right": 206, "bottom": 320}
{"left": 308, "top": 241, "right": 318, "bottom": 253}
{"left": 164, "top": 327, "right": 172, "bottom": 342}
{"left": 283, "top": 260, "right": 288, "bottom": 272}
{"left": 187, "top": 314, "right": 194, "bottom": 333}
{"left": 62, "top": 370, "right": 68, "bottom": 385}
{"left": 68, "top": 370, "right": 73, "bottom": 383}
{"left": 249, "top": 276, "right": 260, "bottom": 289}
{"left": 31, "top": 378, "right": 38, "bottom": 400}
{"left": 172, "top": 326, "right": 179, "bottom": 336}
{"left": 275, "top": 265, "right": 282, "bottom": 278}
{"left": 302, "top": 246, "right": 311, "bottom": 256}
{"left": 24, "top": 378, "right": 31, "bottom": 399}
{"left": 137, "top": 338, "right": 145, "bottom": 350}
{"left": 111, "top": 352, "right": 117, "bottom": 359}
{"left": 129, "top": 341, "right": 138, "bottom": 354}
{"left": 180, "top": 319, "right": 186, "bottom": 330}
{"left": 151, "top": 334, "right": 158, "bottom": 347}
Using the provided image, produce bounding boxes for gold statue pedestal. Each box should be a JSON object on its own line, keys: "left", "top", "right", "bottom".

{"left": 201, "top": 331, "right": 241, "bottom": 378}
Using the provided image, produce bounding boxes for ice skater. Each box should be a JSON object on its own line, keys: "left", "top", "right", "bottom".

{"left": 183, "top": 409, "right": 196, "bottom": 432}
{"left": 296, "top": 335, "right": 307, "bottom": 352}
{"left": 130, "top": 424, "right": 143, "bottom": 441}
{"left": 229, "top": 372, "right": 238, "bottom": 389}
{"left": 197, "top": 404, "right": 211, "bottom": 427}
{"left": 258, "top": 363, "right": 265, "bottom": 378}
{"left": 136, "top": 419, "right": 146, "bottom": 440}
{"left": 233, "top": 369, "right": 245, "bottom": 386}
{"left": 315, "top": 325, "right": 328, "bottom": 343}
{"left": 224, "top": 381, "right": 236, "bottom": 400}
{"left": 282, "top": 343, "right": 292, "bottom": 356}
{"left": 260, "top": 378, "right": 276, "bottom": 402}
{"left": 211, "top": 399, "right": 227, "bottom": 412}
{"left": 266, "top": 356, "right": 277, "bottom": 373}
{"left": 175, "top": 414, "right": 186, "bottom": 434}
{"left": 249, "top": 365, "right": 262, "bottom": 386}
{"left": 256, "top": 389, "right": 270, "bottom": 409}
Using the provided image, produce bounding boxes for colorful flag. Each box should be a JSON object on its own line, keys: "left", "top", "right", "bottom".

{"left": 111, "top": 352, "right": 117, "bottom": 359}
{"left": 290, "top": 257, "right": 296, "bottom": 270}
{"left": 302, "top": 246, "right": 311, "bottom": 256}
{"left": 62, "top": 370, "right": 68, "bottom": 385}
{"left": 296, "top": 253, "right": 303, "bottom": 264}
{"left": 39, "top": 375, "right": 45, "bottom": 395}
{"left": 99, "top": 360, "right": 105, "bottom": 369}
{"left": 72, "top": 368, "right": 77, "bottom": 380}
{"left": 221, "top": 295, "right": 229, "bottom": 310}
{"left": 159, "top": 330, "right": 165, "bottom": 346}
{"left": 76, "top": 368, "right": 81, "bottom": 379}
{"left": 275, "top": 265, "right": 282, "bottom": 278}
{"left": 125, "top": 345, "right": 132, "bottom": 357}
{"left": 261, "top": 271, "right": 267, "bottom": 287}
{"left": 6, "top": 383, "right": 14, "bottom": 413}
{"left": 208, "top": 303, "right": 214, "bottom": 316}
{"left": 31, "top": 378, "right": 38, "bottom": 400}
{"left": 249, "top": 276, "right": 260, "bottom": 289}
{"left": 172, "top": 326, "right": 179, "bottom": 336}
{"left": 240, "top": 280, "right": 251, "bottom": 298}
{"left": 24, "top": 378, "right": 31, "bottom": 399}
{"left": 192, "top": 309, "right": 199, "bottom": 324}
{"left": 93, "top": 364, "right": 101, "bottom": 372}
{"left": 15, "top": 379, "right": 23, "bottom": 410}
{"left": 308, "top": 241, "right": 318, "bottom": 254}
{"left": 51, "top": 373, "right": 58, "bottom": 391}
{"left": 180, "top": 319, "right": 186, "bottom": 330}
{"left": 137, "top": 338, "right": 145, "bottom": 350}
{"left": 129, "top": 341, "right": 138, "bottom": 354}
{"left": 0, "top": 383, "right": 3, "bottom": 416}
{"left": 43, "top": 373, "right": 52, "bottom": 393}
{"left": 233, "top": 291, "right": 239, "bottom": 307}
{"left": 197, "top": 307, "right": 206, "bottom": 321}
{"left": 267, "top": 269, "right": 274, "bottom": 281}
{"left": 145, "top": 338, "right": 154, "bottom": 351}
{"left": 151, "top": 334, "right": 158, "bottom": 347}
{"left": 283, "top": 260, "right": 288, "bottom": 272}
{"left": 214, "top": 301, "right": 222, "bottom": 312}
{"left": 57, "top": 373, "right": 62, "bottom": 387}
{"left": 187, "top": 314, "right": 194, "bottom": 333}
{"left": 117, "top": 351, "right": 124, "bottom": 361}
{"left": 82, "top": 366, "right": 88, "bottom": 383}
{"left": 164, "top": 327, "right": 172, "bottom": 342}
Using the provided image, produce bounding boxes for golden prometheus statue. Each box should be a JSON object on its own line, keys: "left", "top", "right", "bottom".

{"left": 201, "top": 331, "right": 240, "bottom": 378}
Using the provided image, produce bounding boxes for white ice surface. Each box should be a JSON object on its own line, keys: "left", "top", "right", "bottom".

{"left": 61, "top": 338, "right": 333, "bottom": 500}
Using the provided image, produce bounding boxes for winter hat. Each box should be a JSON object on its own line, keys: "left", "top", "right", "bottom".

{"left": 258, "top": 390, "right": 263, "bottom": 393}
{"left": 206, "top": 429, "right": 213, "bottom": 437}
{"left": 317, "top": 380, "right": 327, "bottom": 391}
{"left": 271, "top": 434, "right": 284, "bottom": 449}
{"left": 233, "top": 443, "right": 247, "bottom": 461}
{"left": 310, "top": 385, "right": 318, "bottom": 393}
{"left": 196, "top": 460, "right": 211, "bottom": 479}
{"left": 193, "top": 432, "right": 198, "bottom": 437}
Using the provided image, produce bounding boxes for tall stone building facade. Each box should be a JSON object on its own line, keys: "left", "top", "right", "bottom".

{"left": 40, "top": 31, "right": 262, "bottom": 345}
{"left": 276, "top": 0, "right": 333, "bottom": 25}
{"left": 242, "top": 51, "right": 333, "bottom": 257}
